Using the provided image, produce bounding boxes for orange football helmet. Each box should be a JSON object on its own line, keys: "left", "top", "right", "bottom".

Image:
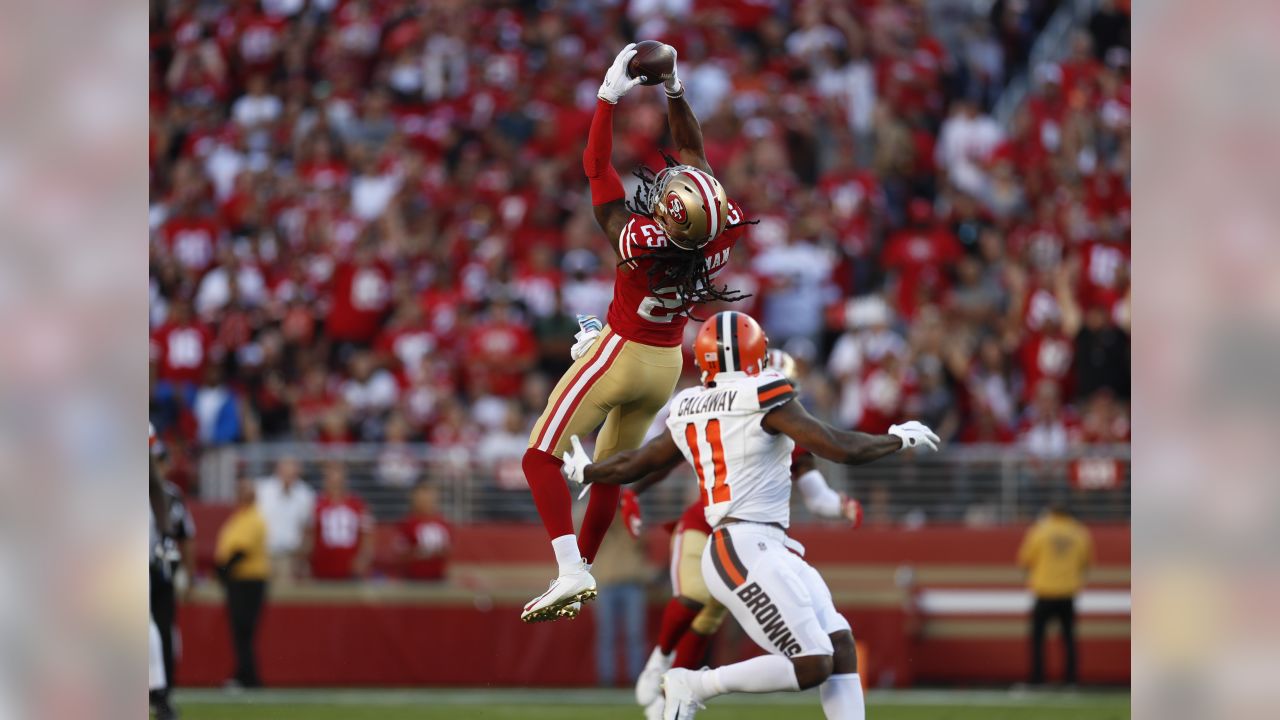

{"left": 694, "top": 311, "right": 768, "bottom": 384}
{"left": 649, "top": 165, "right": 730, "bottom": 251}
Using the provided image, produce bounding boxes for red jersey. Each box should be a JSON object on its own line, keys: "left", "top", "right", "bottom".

{"left": 326, "top": 260, "right": 393, "bottom": 344}
{"left": 150, "top": 321, "right": 213, "bottom": 385}
{"left": 310, "top": 495, "right": 373, "bottom": 580}
{"left": 159, "top": 216, "right": 222, "bottom": 274}
{"left": 882, "top": 225, "right": 963, "bottom": 319}
{"left": 398, "top": 514, "right": 451, "bottom": 581}
{"left": 607, "top": 203, "right": 746, "bottom": 347}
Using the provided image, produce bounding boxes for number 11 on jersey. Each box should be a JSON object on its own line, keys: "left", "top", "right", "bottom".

{"left": 685, "top": 419, "right": 730, "bottom": 506}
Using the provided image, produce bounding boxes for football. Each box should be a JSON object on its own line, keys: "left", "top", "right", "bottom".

{"left": 627, "top": 40, "right": 675, "bottom": 86}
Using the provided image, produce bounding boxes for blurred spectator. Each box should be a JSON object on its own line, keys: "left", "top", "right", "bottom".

{"left": 305, "top": 462, "right": 374, "bottom": 580}
{"left": 1018, "top": 380, "right": 1080, "bottom": 459}
{"left": 376, "top": 412, "right": 420, "bottom": 487}
{"left": 934, "top": 98, "right": 1002, "bottom": 198}
{"left": 395, "top": 483, "right": 452, "bottom": 582}
{"left": 214, "top": 478, "right": 269, "bottom": 688}
{"left": 1074, "top": 302, "right": 1130, "bottom": 400}
{"left": 591, "top": 513, "right": 650, "bottom": 688}
{"left": 1088, "top": 0, "right": 1131, "bottom": 61}
{"left": 475, "top": 401, "right": 534, "bottom": 519}
{"left": 255, "top": 456, "right": 315, "bottom": 584}
{"left": 1017, "top": 502, "right": 1095, "bottom": 686}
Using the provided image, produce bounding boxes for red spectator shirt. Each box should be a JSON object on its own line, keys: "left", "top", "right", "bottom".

{"left": 376, "top": 324, "right": 439, "bottom": 383}
{"left": 399, "top": 514, "right": 451, "bottom": 581}
{"left": 310, "top": 495, "right": 373, "bottom": 580}
{"left": 326, "top": 260, "right": 393, "bottom": 344}
{"left": 151, "top": 320, "right": 213, "bottom": 385}
{"left": 1020, "top": 331, "right": 1076, "bottom": 403}
{"left": 463, "top": 319, "right": 537, "bottom": 397}
{"left": 607, "top": 203, "right": 746, "bottom": 347}
{"left": 159, "top": 216, "right": 222, "bottom": 275}
{"left": 882, "top": 225, "right": 963, "bottom": 319}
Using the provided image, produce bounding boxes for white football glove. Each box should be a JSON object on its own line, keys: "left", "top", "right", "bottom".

{"left": 570, "top": 314, "right": 603, "bottom": 360}
{"left": 598, "top": 43, "right": 644, "bottom": 104}
{"left": 561, "top": 435, "right": 594, "bottom": 498}
{"left": 664, "top": 46, "right": 683, "bottom": 98}
{"left": 888, "top": 421, "right": 941, "bottom": 452}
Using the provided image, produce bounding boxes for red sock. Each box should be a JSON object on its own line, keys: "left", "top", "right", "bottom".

{"left": 523, "top": 448, "right": 573, "bottom": 540}
{"left": 656, "top": 597, "right": 702, "bottom": 655}
{"left": 577, "top": 483, "right": 621, "bottom": 563}
{"left": 672, "top": 629, "right": 713, "bottom": 670}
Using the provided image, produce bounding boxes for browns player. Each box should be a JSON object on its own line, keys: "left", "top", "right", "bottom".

{"left": 628, "top": 349, "right": 865, "bottom": 718}
{"left": 520, "top": 43, "right": 754, "bottom": 623}
{"left": 561, "top": 312, "right": 939, "bottom": 719}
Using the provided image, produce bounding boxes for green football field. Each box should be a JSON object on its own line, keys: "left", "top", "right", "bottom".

{"left": 174, "top": 688, "right": 1130, "bottom": 720}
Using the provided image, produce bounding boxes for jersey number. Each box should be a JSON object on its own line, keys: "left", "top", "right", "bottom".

{"left": 686, "top": 420, "right": 730, "bottom": 506}
{"left": 637, "top": 286, "right": 683, "bottom": 323}
{"left": 320, "top": 507, "right": 359, "bottom": 548}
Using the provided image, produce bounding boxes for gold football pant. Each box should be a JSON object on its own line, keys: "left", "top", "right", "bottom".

{"left": 671, "top": 526, "right": 728, "bottom": 635}
{"left": 528, "top": 325, "right": 682, "bottom": 461}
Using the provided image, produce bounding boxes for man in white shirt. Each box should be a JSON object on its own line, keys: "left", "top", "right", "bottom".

{"left": 255, "top": 457, "right": 316, "bottom": 584}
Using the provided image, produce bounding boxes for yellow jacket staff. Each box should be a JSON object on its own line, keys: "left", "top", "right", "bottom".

{"left": 215, "top": 503, "right": 270, "bottom": 582}
{"left": 1017, "top": 509, "right": 1094, "bottom": 598}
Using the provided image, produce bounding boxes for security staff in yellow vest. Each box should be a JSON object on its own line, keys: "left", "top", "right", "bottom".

{"left": 1017, "top": 502, "right": 1094, "bottom": 685}
{"left": 215, "top": 478, "right": 270, "bottom": 688}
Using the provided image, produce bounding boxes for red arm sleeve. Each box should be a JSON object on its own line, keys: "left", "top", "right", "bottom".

{"left": 583, "top": 99, "right": 625, "bottom": 206}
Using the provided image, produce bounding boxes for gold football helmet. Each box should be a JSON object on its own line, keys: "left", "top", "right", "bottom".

{"left": 649, "top": 165, "right": 730, "bottom": 250}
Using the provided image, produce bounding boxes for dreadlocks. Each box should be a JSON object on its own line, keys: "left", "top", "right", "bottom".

{"left": 621, "top": 153, "right": 758, "bottom": 319}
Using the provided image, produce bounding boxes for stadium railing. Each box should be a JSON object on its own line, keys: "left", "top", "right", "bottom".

{"left": 199, "top": 442, "right": 1130, "bottom": 525}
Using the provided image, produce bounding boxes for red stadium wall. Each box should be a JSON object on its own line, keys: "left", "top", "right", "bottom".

{"left": 176, "top": 520, "right": 1129, "bottom": 688}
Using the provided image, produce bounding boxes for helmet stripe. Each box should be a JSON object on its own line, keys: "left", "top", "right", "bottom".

{"left": 728, "top": 311, "right": 741, "bottom": 372}
{"left": 721, "top": 308, "right": 732, "bottom": 368}
{"left": 685, "top": 168, "right": 720, "bottom": 240}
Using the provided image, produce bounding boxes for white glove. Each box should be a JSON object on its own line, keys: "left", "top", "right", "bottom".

{"left": 664, "top": 46, "right": 683, "bottom": 98}
{"left": 561, "top": 435, "right": 593, "bottom": 498}
{"left": 888, "top": 421, "right": 941, "bottom": 452}
{"left": 598, "top": 43, "right": 644, "bottom": 104}
{"left": 570, "top": 314, "right": 603, "bottom": 360}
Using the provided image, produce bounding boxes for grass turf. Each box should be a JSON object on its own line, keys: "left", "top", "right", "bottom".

{"left": 174, "top": 688, "right": 1130, "bottom": 720}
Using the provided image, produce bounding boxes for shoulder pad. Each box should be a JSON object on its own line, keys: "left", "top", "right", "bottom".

{"left": 754, "top": 372, "right": 797, "bottom": 411}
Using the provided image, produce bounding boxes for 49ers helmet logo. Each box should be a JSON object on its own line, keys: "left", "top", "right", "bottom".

{"left": 664, "top": 192, "right": 688, "bottom": 224}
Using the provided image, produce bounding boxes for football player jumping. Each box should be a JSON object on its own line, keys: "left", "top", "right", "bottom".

{"left": 628, "top": 349, "right": 865, "bottom": 719}
{"left": 562, "top": 312, "right": 940, "bottom": 719}
{"left": 520, "top": 43, "right": 754, "bottom": 623}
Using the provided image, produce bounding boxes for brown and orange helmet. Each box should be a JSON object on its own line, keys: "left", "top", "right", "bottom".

{"left": 694, "top": 311, "right": 769, "bottom": 384}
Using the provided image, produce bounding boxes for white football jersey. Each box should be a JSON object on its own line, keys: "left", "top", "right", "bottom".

{"left": 665, "top": 370, "right": 798, "bottom": 528}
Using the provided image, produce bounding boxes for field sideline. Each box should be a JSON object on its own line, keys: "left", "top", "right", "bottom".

{"left": 174, "top": 687, "right": 1131, "bottom": 719}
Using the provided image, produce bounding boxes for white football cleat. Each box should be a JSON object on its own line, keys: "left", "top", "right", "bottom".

{"left": 636, "top": 646, "right": 675, "bottom": 706}
{"left": 556, "top": 602, "right": 582, "bottom": 620}
{"left": 520, "top": 561, "right": 597, "bottom": 623}
{"left": 644, "top": 697, "right": 665, "bottom": 720}
{"left": 661, "top": 668, "right": 706, "bottom": 720}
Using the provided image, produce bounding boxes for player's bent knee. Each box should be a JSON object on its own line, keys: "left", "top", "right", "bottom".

{"left": 830, "top": 630, "right": 857, "bottom": 675}
{"left": 690, "top": 600, "right": 727, "bottom": 635}
{"left": 791, "top": 653, "right": 834, "bottom": 690}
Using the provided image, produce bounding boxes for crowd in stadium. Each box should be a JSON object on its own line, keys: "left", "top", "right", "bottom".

{"left": 148, "top": 0, "right": 1131, "bottom": 494}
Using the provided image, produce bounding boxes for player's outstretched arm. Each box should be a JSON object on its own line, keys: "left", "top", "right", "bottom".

{"left": 763, "top": 399, "right": 939, "bottom": 465}
{"left": 590, "top": 45, "right": 642, "bottom": 245}
{"left": 660, "top": 49, "right": 710, "bottom": 174}
{"left": 562, "top": 433, "right": 684, "bottom": 488}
